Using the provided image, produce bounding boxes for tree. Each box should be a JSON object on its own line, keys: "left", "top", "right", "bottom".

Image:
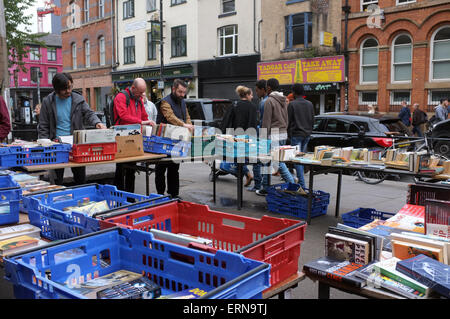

{"left": 4, "top": 0, "right": 46, "bottom": 88}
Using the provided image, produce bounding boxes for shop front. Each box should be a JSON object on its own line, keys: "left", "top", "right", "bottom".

{"left": 257, "top": 55, "right": 345, "bottom": 115}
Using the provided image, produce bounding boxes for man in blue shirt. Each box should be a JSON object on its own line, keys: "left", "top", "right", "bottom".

{"left": 39, "top": 73, "right": 106, "bottom": 185}
{"left": 398, "top": 100, "right": 411, "bottom": 127}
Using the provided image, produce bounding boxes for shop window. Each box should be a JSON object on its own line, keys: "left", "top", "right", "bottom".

{"left": 392, "top": 34, "right": 412, "bottom": 82}
{"left": 285, "top": 12, "right": 312, "bottom": 49}
{"left": 171, "top": 25, "right": 187, "bottom": 57}
{"left": 431, "top": 26, "right": 450, "bottom": 81}
{"left": 360, "top": 38, "right": 378, "bottom": 83}
{"left": 124, "top": 36, "right": 135, "bottom": 64}
{"left": 218, "top": 25, "right": 238, "bottom": 56}
{"left": 358, "top": 91, "right": 377, "bottom": 105}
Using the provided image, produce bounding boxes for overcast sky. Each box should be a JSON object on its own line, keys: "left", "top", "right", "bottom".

{"left": 21, "top": 0, "right": 52, "bottom": 34}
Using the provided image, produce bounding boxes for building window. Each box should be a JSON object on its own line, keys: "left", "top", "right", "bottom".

{"left": 99, "top": 0, "right": 105, "bottom": 18}
{"left": 171, "top": 25, "right": 187, "bottom": 57}
{"left": 431, "top": 26, "right": 450, "bottom": 81}
{"left": 222, "top": 0, "right": 235, "bottom": 14}
{"left": 70, "top": 1, "right": 76, "bottom": 26}
{"left": 72, "top": 43, "right": 77, "bottom": 69}
{"left": 218, "top": 25, "right": 238, "bottom": 56}
{"left": 285, "top": 12, "right": 312, "bottom": 49}
{"left": 171, "top": 0, "right": 186, "bottom": 5}
{"left": 30, "top": 67, "right": 40, "bottom": 84}
{"left": 99, "top": 36, "right": 106, "bottom": 66}
{"left": 359, "top": 91, "right": 378, "bottom": 105}
{"left": 124, "top": 36, "right": 135, "bottom": 64}
{"left": 397, "top": 0, "right": 415, "bottom": 5}
{"left": 392, "top": 34, "right": 412, "bottom": 82}
{"left": 147, "top": 32, "right": 157, "bottom": 60}
{"left": 84, "top": 40, "right": 90, "bottom": 68}
{"left": 123, "top": 0, "right": 134, "bottom": 19}
{"left": 428, "top": 89, "right": 450, "bottom": 106}
{"left": 29, "top": 47, "right": 40, "bottom": 61}
{"left": 360, "top": 38, "right": 378, "bottom": 83}
{"left": 84, "top": 0, "right": 89, "bottom": 22}
{"left": 361, "top": 0, "right": 378, "bottom": 12}
{"left": 390, "top": 91, "right": 411, "bottom": 105}
{"left": 48, "top": 68, "right": 57, "bottom": 84}
{"left": 147, "top": 0, "right": 156, "bottom": 12}
{"left": 47, "top": 47, "right": 56, "bottom": 61}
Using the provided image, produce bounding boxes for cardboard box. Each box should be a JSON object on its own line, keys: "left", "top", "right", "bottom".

{"left": 115, "top": 134, "right": 144, "bottom": 158}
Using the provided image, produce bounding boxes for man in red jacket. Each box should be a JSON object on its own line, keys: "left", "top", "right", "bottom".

{"left": 0, "top": 95, "right": 11, "bottom": 142}
{"left": 113, "top": 78, "right": 155, "bottom": 192}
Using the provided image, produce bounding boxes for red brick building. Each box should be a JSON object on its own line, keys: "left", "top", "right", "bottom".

{"left": 61, "top": 0, "right": 115, "bottom": 112}
{"left": 342, "top": 0, "right": 450, "bottom": 114}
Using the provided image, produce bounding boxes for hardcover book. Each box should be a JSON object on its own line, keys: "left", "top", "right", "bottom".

{"left": 396, "top": 254, "right": 450, "bottom": 299}
{"left": 303, "top": 256, "right": 366, "bottom": 288}
{"left": 328, "top": 226, "right": 375, "bottom": 263}
{"left": 325, "top": 233, "right": 370, "bottom": 265}
{"left": 391, "top": 239, "right": 446, "bottom": 264}
{"left": 336, "top": 223, "right": 384, "bottom": 261}
{"left": 425, "top": 199, "right": 450, "bottom": 240}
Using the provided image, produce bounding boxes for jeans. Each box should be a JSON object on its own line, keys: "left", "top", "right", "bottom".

{"left": 252, "top": 162, "right": 262, "bottom": 189}
{"left": 219, "top": 162, "right": 250, "bottom": 177}
{"left": 261, "top": 140, "right": 294, "bottom": 190}
{"left": 412, "top": 125, "right": 423, "bottom": 137}
{"left": 291, "top": 136, "right": 310, "bottom": 188}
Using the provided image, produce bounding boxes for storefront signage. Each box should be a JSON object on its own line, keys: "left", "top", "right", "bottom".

{"left": 112, "top": 65, "right": 193, "bottom": 83}
{"left": 320, "top": 31, "right": 333, "bottom": 47}
{"left": 302, "top": 82, "right": 339, "bottom": 93}
{"left": 257, "top": 55, "right": 345, "bottom": 85}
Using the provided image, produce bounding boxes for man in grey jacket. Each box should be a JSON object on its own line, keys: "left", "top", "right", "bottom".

{"left": 435, "top": 98, "right": 449, "bottom": 123}
{"left": 39, "top": 73, "right": 106, "bottom": 185}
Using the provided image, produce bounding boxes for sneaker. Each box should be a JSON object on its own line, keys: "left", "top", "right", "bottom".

{"left": 255, "top": 189, "right": 268, "bottom": 196}
{"left": 247, "top": 186, "right": 260, "bottom": 192}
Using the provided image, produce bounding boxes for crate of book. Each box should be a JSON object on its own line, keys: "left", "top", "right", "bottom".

{"left": 266, "top": 183, "right": 330, "bottom": 219}
{"left": 0, "top": 143, "right": 71, "bottom": 168}
{"left": 0, "top": 175, "right": 22, "bottom": 225}
{"left": 22, "top": 184, "right": 171, "bottom": 241}
{"left": 143, "top": 135, "right": 191, "bottom": 157}
{"left": 248, "top": 138, "right": 271, "bottom": 157}
{"left": 70, "top": 142, "right": 117, "bottom": 163}
{"left": 407, "top": 183, "right": 450, "bottom": 206}
{"left": 214, "top": 135, "right": 249, "bottom": 158}
{"left": 190, "top": 135, "right": 215, "bottom": 157}
{"left": 96, "top": 200, "right": 306, "bottom": 289}
{"left": 341, "top": 208, "right": 396, "bottom": 229}
{"left": 3, "top": 227, "right": 271, "bottom": 299}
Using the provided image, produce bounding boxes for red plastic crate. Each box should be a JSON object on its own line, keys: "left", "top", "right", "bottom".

{"left": 97, "top": 200, "right": 307, "bottom": 288}
{"left": 70, "top": 142, "right": 117, "bottom": 163}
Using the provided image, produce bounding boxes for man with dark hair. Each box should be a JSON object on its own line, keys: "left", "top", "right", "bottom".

{"left": 256, "top": 78, "right": 294, "bottom": 196}
{"left": 398, "top": 100, "right": 411, "bottom": 127}
{"left": 39, "top": 72, "right": 106, "bottom": 185}
{"left": 288, "top": 83, "right": 315, "bottom": 188}
{"left": 435, "top": 98, "right": 449, "bottom": 122}
{"left": 155, "top": 79, "right": 194, "bottom": 199}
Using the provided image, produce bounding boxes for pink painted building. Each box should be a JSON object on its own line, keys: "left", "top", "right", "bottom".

{"left": 9, "top": 34, "right": 63, "bottom": 109}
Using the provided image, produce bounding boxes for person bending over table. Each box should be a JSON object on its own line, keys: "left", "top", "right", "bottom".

{"left": 38, "top": 72, "right": 106, "bottom": 185}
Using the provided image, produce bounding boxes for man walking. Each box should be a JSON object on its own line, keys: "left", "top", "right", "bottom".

{"left": 435, "top": 98, "right": 449, "bottom": 123}
{"left": 256, "top": 78, "right": 294, "bottom": 196}
{"left": 288, "top": 83, "right": 315, "bottom": 189}
{"left": 411, "top": 103, "right": 427, "bottom": 137}
{"left": 155, "top": 79, "right": 194, "bottom": 199}
{"left": 113, "top": 78, "right": 155, "bottom": 192}
{"left": 398, "top": 100, "right": 411, "bottom": 127}
{"left": 39, "top": 72, "right": 106, "bottom": 185}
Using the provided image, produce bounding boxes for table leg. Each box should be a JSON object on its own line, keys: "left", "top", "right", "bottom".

{"left": 237, "top": 163, "right": 243, "bottom": 210}
{"left": 318, "top": 282, "right": 330, "bottom": 299}
{"left": 146, "top": 162, "right": 150, "bottom": 196}
{"left": 336, "top": 169, "right": 342, "bottom": 218}
{"left": 213, "top": 159, "right": 216, "bottom": 204}
{"left": 307, "top": 165, "right": 314, "bottom": 225}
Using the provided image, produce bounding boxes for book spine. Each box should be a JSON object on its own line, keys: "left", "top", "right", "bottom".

{"left": 303, "top": 265, "right": 363, "bottom": 288}
{"left": 374, "top": 266, "right": 426, "bottom": 294}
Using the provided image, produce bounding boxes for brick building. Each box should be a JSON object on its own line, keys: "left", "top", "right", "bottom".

{"left": 61, "top": 0, "right": 115, "bottom": 112}
{"left": 343, "top": 0, "right": 450, "bottom": 114}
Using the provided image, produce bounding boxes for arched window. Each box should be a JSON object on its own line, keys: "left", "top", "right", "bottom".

{"left": 360, "top": 38, "right": 378, "bottom": 83}
{"left": 431, "top": 26, "right": 450, "bottom": 81}
{"left": 99, "top": 36, "right": 106, "bottom": 66}
{"left": 392, "top": 34, "right": 412, "bottom": 82}
{"left": 71, "top": 43, "right": 77, "bottom": 70}
{"left": 84, "top": 40, "right": 90, "bottom": 68}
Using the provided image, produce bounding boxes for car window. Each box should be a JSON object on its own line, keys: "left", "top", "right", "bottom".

{"left": 324, "top": 119, "right": 350, "bottom": 133}
{"left": 212, "top": 102, "right": 232, "bottom": 121}
{"left": 379, "top": 119, "right": 411, "bottom": 135}
{"left": 351, "top": 121, "right": 370, "bottom": 133}
{"left": 313, "top": 118, "right": 325, "bottom": 131}
{"left": 186, "top": 102, "right": 205, "bottom": 121}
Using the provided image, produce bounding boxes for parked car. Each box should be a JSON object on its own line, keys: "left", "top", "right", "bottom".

{"left": 185, "top": 98, "right": 234, "bottom": 130}
{"left": 307, "top": 112, "right": 412, "bottom": 152}
{"left": 430, "top": 119, "right": 450, "bottom": 158}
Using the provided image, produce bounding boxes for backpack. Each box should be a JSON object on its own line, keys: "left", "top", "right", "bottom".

{"left": 105, "top": 88, "right": 142, "bottom": 128}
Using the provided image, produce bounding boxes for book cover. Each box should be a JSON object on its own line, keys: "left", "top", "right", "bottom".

{"left": 391, "top": 240, "right": 444, "bottom": 263}
{"left": 336, "top": 223, "right": 384, "bottom": 261}
{"left": 425, "top": 199, "right": 450, "bottom": 240}
{"left": 325, "top": 233, "right": 370, "bottom": 265}
{"left": 367, "top": 225, "right": 423, "bottom": 252}
{"left": 372, "top": 257, "right": 430, "bottom": 295}
{"left": 355, "top": 262, "right": 426, "bottom": 299}
{"left": 303, "top": 256, "right": 366, "bottom": 288}
{"left": 396, "top": 254, "right": 450, "bottom": 299}
{"left": 328, "top": 226, "right": 375, "bottom": 263}
{"left": 384, "top": 205, "right": 425, "bottom": 234}
{"left": 0, "top": 224, "right": 41, "bottom": 242}
{"left": 0, "top": 235, "right": 39, "bottom": 254}
{"left": 391, "top": 233, "right": 448, "bottom": 265}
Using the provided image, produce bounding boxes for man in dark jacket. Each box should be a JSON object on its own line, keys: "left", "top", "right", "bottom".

{"left": 398, "top": 101, "right": 411, "bottom": 127}
{"left": 0, "top": 95, "right": 11, "bottom": 142}
{"left": 288, "top": 83, "right": 315, "bottom": 188}
{"left": 411, "top": 103, "right": 427, "bottom": 137}
{"left": 39, "top": 73, "right": 106, "bottom": 185}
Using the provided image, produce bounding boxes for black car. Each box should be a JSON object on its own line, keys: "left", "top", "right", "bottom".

{"left": 307, "top": 112, "right": 412, "bottom": 152}
{"left": 185, "top": 98, "right": 234, "bottom": 130}
{"left": 430, "top": 119, "right": 450, "bottom": 158}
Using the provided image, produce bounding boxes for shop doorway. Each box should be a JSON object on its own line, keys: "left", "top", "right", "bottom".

{"left": 304, "top": 94, "right": 320, "bottom": 115}
{"left": 324, "top": 94, "right": 337, "bottom": 113}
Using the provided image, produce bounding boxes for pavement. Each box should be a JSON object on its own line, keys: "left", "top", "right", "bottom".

{"left": 1, "top": 160, "right": 414, "bottom": 299}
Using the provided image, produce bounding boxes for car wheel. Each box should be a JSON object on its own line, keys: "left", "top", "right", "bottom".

{"left": 434, "top": 140, "right": 450, "bottom": 159}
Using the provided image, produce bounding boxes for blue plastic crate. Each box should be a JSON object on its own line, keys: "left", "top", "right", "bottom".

{"left": 143, "top": 135, "right": 191, "bottom": 157}
{"left": 266, "top": 183, "right": 330, "bottom": 219}
{"left": 22, "top": 184, "right": 171, "bottom": 241}
{"left": 0, "top": 144, "right": 71, "bottom": 168}
{"left": 3, "top": 227, "right": 270, "bottom": 299}
{"left": 0, "top": 175, "right": 22, "bottom": 225}
{"left": 341, "top": 207, "right": 396, "bottom": 228}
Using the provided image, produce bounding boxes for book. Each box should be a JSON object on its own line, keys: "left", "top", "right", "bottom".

{"left": 425, "top": 199, "right": 450, "bottom": 240}
{"left": 327, "top": 226, "right": 375, "bottom": 263}
{"left": 366, "top": 225, "right": 423, "bottom": 252}
{"left": 0, "top": 235, "right": 40, "bottom": 256}
{"left": 325, "top": 233, "right": 370, "bottom": 265}
{"left": 396, "top": 254, "right": 450, "bottom": 299}
{"left": 355, "top": 262, "right": 426, "bottom": 299}
{"left": 303, "top": 256, "right": 366, "bottom": 288}
{"left": 336, "top": 223, "right": 384, "bottom": 261}
{"left": 157, "top": 288, "right": 208, "bottom": 299}
{"left": 0, "top": 224, "right": 41, "bottom": 242}
{"left": 383, "top": 204, "right": 425, "bottom": 234}
{"left": 112, "top": 124, "right": 142, "bottom": 137}
{"left": 150, "top": 229, "right": 213, "bottom": 247}
{"left": 372, "top": 257, "right": 430, "bottom": 295}
{"left": 391, "top": 240, "right": 445, "bottom": 263}
{"left": 97, "top": 276, "right": 161, "bottom": 299}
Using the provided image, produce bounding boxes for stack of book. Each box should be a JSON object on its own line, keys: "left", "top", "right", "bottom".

{"left": 0, "top": 224, "right": 47, "bottom": 259}
{"left": 148, "top": 123, "right": 192, "bottom": 142}
{"left": 271, "top": 145, "right": 300, "bottom": 162}
{"left": 73, "top": 129, "right": 116, "bottom": 144}
{"left": 11, "top": 173, "right": 65, "bottom": 195}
